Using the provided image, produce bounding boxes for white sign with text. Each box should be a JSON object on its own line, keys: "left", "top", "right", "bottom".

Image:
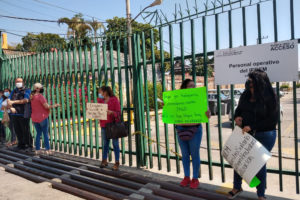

{"left": 222, "top": 127, "right": 271, "bottom": 185}
{"left": 214, "top": 40, "right": 299, "bottom": 85}
{"left": 86, "top": 103, "right": 108, "bottom": 120}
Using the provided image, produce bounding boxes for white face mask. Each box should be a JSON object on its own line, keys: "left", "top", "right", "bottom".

{"left": 16, "top": 82, "right": 23, "bottom": 88}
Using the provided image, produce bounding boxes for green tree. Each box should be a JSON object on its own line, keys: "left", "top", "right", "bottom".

{"left": 190, "top": 57, "right": 214, "bottom": 77}
{"left": 20, "top": 33, "right": 66, "bottom": 52}
{"left": 58, "top": 13, "right": 91, "bottom": 39}
{"left": 88, "top": 18, "right": 105, "bottom": 44}
{"left": 105, "top": 17, "right": 170, "bottom": 71}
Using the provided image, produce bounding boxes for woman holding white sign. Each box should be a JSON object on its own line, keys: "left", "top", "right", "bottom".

{"left": 228, "top": 69, "right": 278, "bottom": 200}
{"left": 98, "top": 86, "right": 121, "bottom": 171}
{"left": 175, "top": 79, "right": 211, "bottom": 189}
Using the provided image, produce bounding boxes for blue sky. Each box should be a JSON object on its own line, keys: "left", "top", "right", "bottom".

{"left": 0, "top": 0, "right": 299, "bottom": 68}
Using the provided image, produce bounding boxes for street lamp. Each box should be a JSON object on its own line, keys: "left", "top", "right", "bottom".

{"left": 131, "top": 0, "right": 163, "bottom": 22}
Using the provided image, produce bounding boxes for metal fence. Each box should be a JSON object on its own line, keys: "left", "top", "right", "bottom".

{"left": 0, "top": 0, "right": 299, "bottom": 194}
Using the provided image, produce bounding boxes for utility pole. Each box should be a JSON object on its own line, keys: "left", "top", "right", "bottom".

{"left": 126, "top": 0, "right": 132, "bottom": 66}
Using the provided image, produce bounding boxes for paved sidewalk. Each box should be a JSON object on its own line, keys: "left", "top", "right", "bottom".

{"left": 0, "top": 168, "right": 82, "bottom": 200}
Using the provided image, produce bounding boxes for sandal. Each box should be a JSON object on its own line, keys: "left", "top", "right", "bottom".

{"left": 228, "top": 188, "right": 243, "bottom": 199}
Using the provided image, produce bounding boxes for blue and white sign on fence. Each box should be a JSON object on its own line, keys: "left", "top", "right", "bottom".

{"left": 214, "top": 40, "right": 299, "bottom": 85}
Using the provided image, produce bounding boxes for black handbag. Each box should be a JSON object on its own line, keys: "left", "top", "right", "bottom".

{"left": 106, "top": 114, "right": 129, "bottom": 139}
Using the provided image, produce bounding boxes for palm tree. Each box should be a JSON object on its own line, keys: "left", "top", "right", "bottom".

{"left": 88, "top": 18, "right": 104, "bottom": 43}
{"left": 58, "top": 13, "right": 91, "bottom": 40}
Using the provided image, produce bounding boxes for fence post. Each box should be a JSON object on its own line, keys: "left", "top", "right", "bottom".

{"left": 131, "top": 34, "right": 144, "bottom": 168}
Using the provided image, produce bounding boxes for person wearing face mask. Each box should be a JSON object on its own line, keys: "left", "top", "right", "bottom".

{"left": 174, "top": 79, "right": 211, "bottom": 189}
{"left": 1, "top": 88, "right": 17, "bottom": 147}
{"left": 7, "top": 78, "right": 33, "bottom": 152}
{"left": 31, "top": 83, "right": 60, "bottom": 155}
{"left": 97, "top": 86, "right": 121, "bottom": 171}
{"left": 228, "top": 69, "right": 279, "bottom": 200}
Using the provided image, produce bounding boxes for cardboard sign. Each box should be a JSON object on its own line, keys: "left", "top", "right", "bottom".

{"left": 222, "top": 126, "right": 271, "bottom": 185}
{"left": 86, "top": 103, "right": 108, "bottom": 120}
{"left": 214, "top": 40, "right": 299, "bottom": 85}
{"left": 162, "top": 87, "right": 208, "bottom": 124}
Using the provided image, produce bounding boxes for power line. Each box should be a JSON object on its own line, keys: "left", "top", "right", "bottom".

{"left": 0, "top": 28, "right": 67, "bottom": 35}
{"left": 0, "top": 14, "right": 107, "bottom": 24}
{"left": 3, "top": 31, "right": 25, "bottom": 38}
{"left": 0, "top": 0, "right": 58, "bottom": 19}
{"left": 33, "top": 0, "right": 107, "bottom": 22}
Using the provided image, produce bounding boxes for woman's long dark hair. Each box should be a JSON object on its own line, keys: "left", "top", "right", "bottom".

{"left": 180, "top": 79, "right": 193, "bottom": 89}
{"left": 242, "top": 69, "right": 277, "bottom": 106}
{"left": 100, "top": 86, "right": 114, "bottom": 97}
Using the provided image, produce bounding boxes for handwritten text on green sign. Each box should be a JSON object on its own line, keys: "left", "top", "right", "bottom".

{"left": 162, "top": 87, "right": 208, "bottom": 124}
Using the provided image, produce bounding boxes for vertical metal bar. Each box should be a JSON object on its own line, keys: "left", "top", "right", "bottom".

{"left": 160, "top": 27, "right": 171, "bottom": 172}
{"left": 95, "top": 42, "right": 101, "bottom": 159}
{"left": 78, "top": 46, "right": 84, "bottom": 155}
{"left": 191, "top": 19, "right": 196, "bottom": 82}
{"left": 228, "top": 11, "right": 235, "bottom": 130}
{"left": 102, "top": 41, "right": 108, "bottom": 85}
{"left": 215, "top": 13, "right": 225, "bottom": 182}
{"left": 242, "top": 7, "right": 247, "bottom": 46}
{"left": 131, "top": 34, "right": 140, "bottom": 167}
{"left": 169, "top": 24, "right": 180, "bottom": 174}
{"left": 203, "top": 16, "right": 213, "bottom": 180}
{"left": 90, "top": 44, "right": 98, "bottom": 158}
{"left": 124, "top": 38, "right": 133, "bottom": 166}
{"left": 179, "top": 22, "right": 185, "bottom": 81}
{"left": 62, "top": 50, "right": 68, "bottom": 152}
{"left": 290, "top": 0, "right": 299, "bottom": 194}
{"left": 66, "top": 49, "right": 72, "bottom": 153}
{"left": 57, "top": 50, "right": 63, "bottom": 151}
{"left": 136, "top": 34, "right": 146, "bottom": 167}
{"left": 150, "top": 29, "right": 162, "bottom": 170}
{"left": 52, "top": 51, "right": 58, "bottom": 151}
{"left": 132, "top": 34, "right": 142, "bottom": 167}
{"left": 82, "top": 45, "right": 89, "bottom": 157}
{"left": 141, "top": 32, "right": 152, "bottom": 168}
{"left": 47, "top": 51, "right": 53, "bottom": 149}
{"left": 116, "top": 39, "right": 126, "bottom": 164}
{"left": 272, "top": 0, "right": 283, "bottom": 191}
{"left": 71, "top": 47, "right": 77, "bottom": 155}
{"left": 109, "top": 39, "right": 116, "bottom": 93}
{"left": 257, "top": 4, "right": 262, "bottom": 44}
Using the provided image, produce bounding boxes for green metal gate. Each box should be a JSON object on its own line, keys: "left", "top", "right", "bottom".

{"left": 0, "top": 0, "right": 299, "bottom": 194}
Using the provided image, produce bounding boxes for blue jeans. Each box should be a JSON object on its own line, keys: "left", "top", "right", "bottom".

{"left": 177, "top": 125, "right": 203, "bottom": 179}
{"left": 34, "top": 118, "right": 50, "bottom": 150}
{"left": 233, "top": 130, "right": 277, "bottom": 198}
{"left": 101, "top": 128, "right": 120, "bottom": 162}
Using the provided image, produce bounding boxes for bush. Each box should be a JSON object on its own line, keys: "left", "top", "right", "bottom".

{"left": 280, "top": 84, "right": 290, "bottom": 90}
{"left": 296, "top": 83, "right": 300, "bottom": 88}
{"left": 144, "top": 81, "right": 163, "bottom": 110}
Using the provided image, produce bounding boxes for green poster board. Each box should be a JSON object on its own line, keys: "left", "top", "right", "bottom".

{"left": 0, "top": 112, "right": 3, "bottom": 120}
{"left": 162, "top": 87, "right": 208, "bottom": 124}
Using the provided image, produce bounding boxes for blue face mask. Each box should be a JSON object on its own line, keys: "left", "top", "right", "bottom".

{"left": 98, "top": 93, "right": 104, "bottom": 99}
{"left": 4, "top": 92, "right": 10, "bottom": 97}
